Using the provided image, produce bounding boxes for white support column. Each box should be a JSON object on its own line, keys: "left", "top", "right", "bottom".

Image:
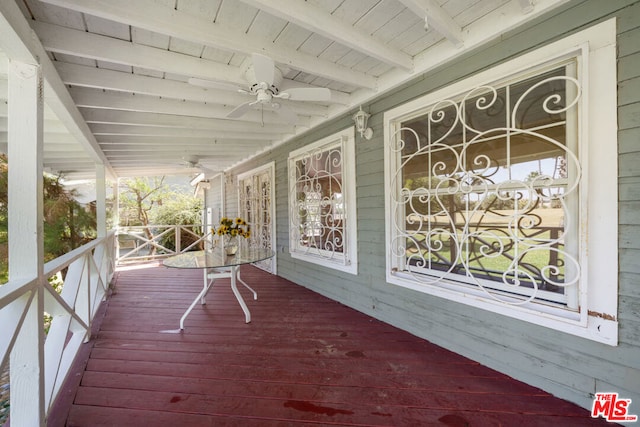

{"left": 115, "top": 177, "right": 121, "bottom": 227}
{"left": 7, "top": 59, "right": 46, "bottom": 426}
{"left": 220, "top": 172, "right": 226, "bottom": 217}
{"left": 114, "top": 177, "right": 121, "bottom": 261}
{"left": 95, "top": 163, "right": 107, "bottom": 238}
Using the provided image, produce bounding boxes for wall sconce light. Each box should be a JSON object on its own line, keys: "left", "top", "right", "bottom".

{"left": 353, "top": 106, "right": 373, "bottom": 140}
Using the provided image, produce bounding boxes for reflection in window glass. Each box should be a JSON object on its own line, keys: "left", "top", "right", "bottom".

{"left": 293, "top": 146, "right": 344, "bottom": 254}
{"left": 288, "top": 128, "right": 357, "bottom": 274}
{"left": 392, "top": 64, "right": 580, "bottom": 306}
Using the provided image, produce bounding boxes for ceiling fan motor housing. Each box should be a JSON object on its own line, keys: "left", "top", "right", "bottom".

{"left": 255, "top": 89, "right": 274, "bottom": 103}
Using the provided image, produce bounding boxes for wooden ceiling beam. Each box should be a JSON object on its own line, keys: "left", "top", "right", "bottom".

{"left": 0, "top": 0, "right": 115, "bottom": 177}
{"left": 396, "top": 0, "right": 463, "bottom": 47}
{"left": 239, "top": 0, "right": 413, "bottom": 71}
{"left": 108, "top": 170, "right": 213, "bottom": 179}
{"left": 68, "top": 87, "right": 311, "bottom": 126}
{"left": 108, "top": 158, "right": 238, "bottom": 165}
{"left": 79, "top": 109, "right": 295, "bottom": 134}
{"left": 56, "top": 62, "right": 250, "bottom": 106}
{"left": 67, "top": 86, "right": 322, "bottom": 122}
{"left": 37, "top": 0, "right": 377, "bottom": 89}
{"left": 99, "top": 149, "right": 268, "bottom": 157}
{"left": 32, "top": 21, "right": 246, "bottom": 86}
{"left": 89, "top": 124, "right": 282, "bottom": 141}
{"left": 103, "top": 151, "right": 263, "bottom": 159}
{"left": 97, "top": 135, "right": 271, "bottom": 145}
{"left": 56, "top": 61, "right": 349, "bottom": 107}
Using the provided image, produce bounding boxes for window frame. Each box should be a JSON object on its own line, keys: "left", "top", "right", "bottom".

{"left": 395, "top": 62, "right": 581, "bottom": 308}
{"left": 288, "top": 127, "right": 358, "bottom": 274}
{"left": 384, "top": 19, "right": 618, "bottom": 345}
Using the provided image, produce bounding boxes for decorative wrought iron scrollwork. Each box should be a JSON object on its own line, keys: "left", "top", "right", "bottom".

{"left": 389, "top": 71, "right": 582, "bottom": 305}
{"left": 290, "top": 143, "right": 346, "bottom": 263}
{"left": 239, "top": 167, "right": 274, "bottom": 273}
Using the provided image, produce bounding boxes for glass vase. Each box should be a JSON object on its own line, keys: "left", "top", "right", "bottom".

{"left": 224, "top": 235, "right": 238, "bottom": 256}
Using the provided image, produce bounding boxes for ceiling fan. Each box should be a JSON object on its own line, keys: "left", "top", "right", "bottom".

{"left": 180, "top": 155, "right": 215, "bottom": 174}
{"left": 181, "top": 155, "right": 203, "bottom": 168}
{"left": 189, "top": 53, "right": 331, "bottom": 125}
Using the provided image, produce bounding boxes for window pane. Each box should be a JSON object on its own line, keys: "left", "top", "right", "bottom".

{"left": 396, "top": 65, "right": 578, "bottom": 305}
{"left": 294, "top": 146, "right": 345, "bottom": 254}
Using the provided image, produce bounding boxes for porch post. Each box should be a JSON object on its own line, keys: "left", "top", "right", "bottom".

{"left": 114, "top": 177, "right": 121, "bottom": 260}
{"left": 7, "top": 60, "right": 46, "bottom": 426}
{"left": 95, "top": 163, "right": 107, "bottom": 238}
{"left": 221, "top": 172, "right": 226, "bottom": 217}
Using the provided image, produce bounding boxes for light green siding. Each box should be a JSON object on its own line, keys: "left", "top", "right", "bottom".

{"left": 223, "top": 0, "right": 640, "bottom": 412}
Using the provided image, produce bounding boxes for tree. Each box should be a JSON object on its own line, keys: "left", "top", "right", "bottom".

{"left": 525, "top": 170, "right": 541, "bottom": 182}
{"left": 42, "top": 175, "right": 96, "bottom": 260}
{"left": 152, "top": 194, "right": 203, "bottom": 226}
{"left": 118, "top": 176, "right": 168, "bottom": 229}
{"left": 118, "top": 176, "right": 204, "bottom": 252}
{"left": 0, "top": 154, "right": 97, "bottom": 281}
{"left": 152, "top": 192, "right": 204, "bottom": 251}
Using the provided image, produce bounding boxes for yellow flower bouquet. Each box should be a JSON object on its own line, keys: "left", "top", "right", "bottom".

{"left": 215, "top": 217, "right": 251, "bottom": 238}
{"left": 214, "top": 217, "right": 250, "bottom": 255}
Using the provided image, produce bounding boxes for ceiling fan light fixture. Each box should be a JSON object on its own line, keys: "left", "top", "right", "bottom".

{"left": 222, "top": 54, "right": 331, "bottom": 125}
{"left": 353, "top": 106, "right": 373, "bottom": 140}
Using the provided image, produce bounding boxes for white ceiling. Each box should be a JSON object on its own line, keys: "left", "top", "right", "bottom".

{"left": 0, "top": 0, "right": 569, "bottom": 180}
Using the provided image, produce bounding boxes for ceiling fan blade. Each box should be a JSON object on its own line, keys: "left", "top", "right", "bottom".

{"left": 227, "top": 101, "right": 254, "bottom": 119}
{"left": 188, "top": 78, "right": 242, "bottom": 92}
{"left": 181, "top": 155, "right": 200, "bottom": 167}
{"left": 282, "top": 87, "right": 331, "bottom": 102}
{"left": 273, "top": 103, "right": 298, "bottom": 125}
{"left": 252, "top": 53, "right": 275, "bottom": 86}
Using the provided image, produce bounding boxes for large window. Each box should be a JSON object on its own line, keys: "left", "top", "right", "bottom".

{"left": 288, "top": 128, "right": 358, "bottom": 274}
{"left": 384, "top": 20, "right": 617, "bottom": 344}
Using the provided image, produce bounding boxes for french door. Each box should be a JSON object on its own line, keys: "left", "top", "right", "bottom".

{"left": 238, "top": 162, "right": 276, "bottom": 273}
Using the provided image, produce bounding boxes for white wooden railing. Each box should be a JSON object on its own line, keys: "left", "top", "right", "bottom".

{"left": 116, "top": 224, "right": 214, "bottom": 264}
{"left": 0, "top": 231, "right": 115, "bottom": 426}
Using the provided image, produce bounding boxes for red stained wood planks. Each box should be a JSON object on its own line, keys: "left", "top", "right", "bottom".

{"left": 52, "top": 263, "right": 613, "bottom": 427}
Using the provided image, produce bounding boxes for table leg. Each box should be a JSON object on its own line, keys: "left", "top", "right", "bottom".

{"left": 180, "top": 269, "right": 215, "bottom": 330}
{"left": 200, "top": 269, "right": 208, "bottom": 304}
{"left": 230, "top": 265, "right": 251, "bottom": 323}
{"left": 237, "top": 269, "right": 257, "bottom": 300}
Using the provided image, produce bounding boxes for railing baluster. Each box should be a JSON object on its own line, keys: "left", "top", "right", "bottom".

{"left": 0, "top": 232, "right": 116, "bottom": 425}
{"left": 116, "top": 224, "right": 216, "bottom": 263}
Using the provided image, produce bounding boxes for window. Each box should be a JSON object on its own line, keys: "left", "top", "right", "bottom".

{"left": 384, "top": 20, "right": 617, "bottom": 344}
{"left": 288, "top": 128, "right": 358, "bottom": 274}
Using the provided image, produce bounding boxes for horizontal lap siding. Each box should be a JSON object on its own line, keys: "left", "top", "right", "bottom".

{"left": 223, "top": 0, "right": 640, "bottom": 413}
{"left": 205, "top": 174, "right": 223, "bottom": 224}
{"left": 618, "top": 4, "right": 640, "bottom": 415}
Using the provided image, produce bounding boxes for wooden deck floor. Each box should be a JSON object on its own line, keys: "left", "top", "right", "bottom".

{"left": 55, "top": 262, "right": 612, "bottom": 426}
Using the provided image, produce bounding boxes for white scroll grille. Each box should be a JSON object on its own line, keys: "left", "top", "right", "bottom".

{"left": 239, "top": 164, "right": 275, "bottom": 273}
{"left": 289, "top": 139, "right": 348, "bottom": 265}
{"left": 389, "top": 64, "right": 583, "bottom": 307}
